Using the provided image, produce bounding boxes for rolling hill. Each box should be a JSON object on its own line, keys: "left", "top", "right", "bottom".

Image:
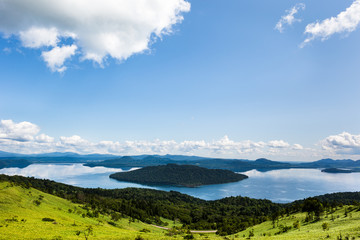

{"left": 1, "top": 175, "right": 360, "bottom": 239}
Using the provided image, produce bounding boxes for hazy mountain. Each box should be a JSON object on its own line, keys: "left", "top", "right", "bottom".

{"left": 0, "top": 151, "right": 118, "bottom": 163}
{"left": 0, "top": 159, "right": 31, "bottom": 169}
{"left": 85, "top": 155, "right": 360, "bottom": 172}
{"left": 297, "top": 159, "right": 360, "bottom": 168}
{"left": 1, "top": 151, "right": 360, "bottom": 171}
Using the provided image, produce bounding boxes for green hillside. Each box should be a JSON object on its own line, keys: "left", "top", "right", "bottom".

{"left": 110, "top": 164, "right": 248, "bottom": 187}
{"left": 232, "top": 206, "right": 360, "bottom": 240}
{"left": 0, "top": 174, "right": 282, "bottom": 235}
{"left": 1, "top": 175, "right": 360, "bottom": 239}
{"left": 0, "top": 181, "right": 225, "bottom": 240}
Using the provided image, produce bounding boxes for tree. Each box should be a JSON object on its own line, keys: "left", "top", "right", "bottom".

{"left": 302, "top": 198, "right": 324, "bottom": 219}
{"left": 248, "top": 229, "right": 254, "bottom": 238}
{"left": 83, "top": 225, "right": 93, "bottom": 240}
{"left": 293, "top": 220, "right": 300, "bottom": 230}
{"left": 322, "top": 222, "right": 329, "bottom": 231}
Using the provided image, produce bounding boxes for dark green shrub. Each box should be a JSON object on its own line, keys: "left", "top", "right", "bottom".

{"left": 42, "top": 218, "right": 56, "bottom": 222}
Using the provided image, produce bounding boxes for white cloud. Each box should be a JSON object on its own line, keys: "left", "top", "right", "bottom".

{"left": 60, "top": 135, "right": 88, "bottom": 146}
{"left": 321, "top": 132, "right": 360, "bottom": 154}
{"left": 41, "top": 44, "right": 77, "bottom": 72}
{"left": 35, "top": 134, "right": 54, "bottom": 143}
{"left": 303, "top": 0, "right": 360, "bottom": 45}
{"left": 275, "top": 3, "right": 305, "bottom": 33}
{"left": 19, "top": 27, "right": 59, "bottom": 48}
{"left": 0, "top": 0, "right": 191, "bottom": 72}
{"left": 0, "top": 120, "right": 40, "bottom": 141}
{"left": 268, "top": 140, "right": 290, "bottom": 148}
{"left": 292, "top": 144, "right": 304, "bottom": 150}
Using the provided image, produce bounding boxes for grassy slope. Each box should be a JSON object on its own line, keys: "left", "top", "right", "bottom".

{"left": 0, "top": 182, "right": 222, "bottom": 240}
{"left": 1, "top": 181, "right": 360, "bottom": 240}
{"left": 232, "top": 207, "right": 360, "bottom": 240}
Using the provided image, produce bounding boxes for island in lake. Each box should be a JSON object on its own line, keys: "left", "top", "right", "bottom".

{"left": 109, "top": 163, "right": 248, "bottom": 187}
{"left": 321, "top": 168, "right": 360, "bottom": 173}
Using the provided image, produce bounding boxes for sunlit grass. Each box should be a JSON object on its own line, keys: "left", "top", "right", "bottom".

{"left": 231, "top": 206, "right": 360, "bottom": 240}
{"left": 1, "top": 181, "right": 360, "bottom": 239}
{"left": 0, "top": 182, "right": 222, "bottom": 239}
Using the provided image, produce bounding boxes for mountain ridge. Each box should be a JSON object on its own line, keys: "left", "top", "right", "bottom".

{"left": 1, "top": 150, "right": 360, "bottom": 171}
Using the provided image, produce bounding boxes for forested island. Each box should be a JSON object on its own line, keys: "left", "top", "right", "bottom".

{"left": 321, "top": 168, "right": 360, "bottom": 173}
{"left": 109, "top": 164, "right": 248, "bottom": 187}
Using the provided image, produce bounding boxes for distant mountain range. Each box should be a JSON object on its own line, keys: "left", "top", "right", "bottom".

{"left": 0, "top": 158, "right": 32, "bottom": 169}
{"left": 1, "top": 150, "right": 360, "bottom": 171}
{"left": 0, "top": 150, "right": 117, "bottom": 163}
{"left": 85, "top": 155, "right": 360, "bottom": 172}
{"left": 0, "top": 150, "right": 119, "bottom": 158}
{"left": 86, "top": 156, "right": 360, "bottom": 172}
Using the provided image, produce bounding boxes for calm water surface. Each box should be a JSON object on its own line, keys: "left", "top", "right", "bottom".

{"left": 1, "top": 164, "right": 360, "bottom": 203}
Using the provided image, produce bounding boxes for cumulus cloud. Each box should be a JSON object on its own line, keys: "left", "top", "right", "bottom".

{"left": 268, "top": 140, "right": 290, "bottom": 148}
{"left": 292, "top": 144, "right": 304, "bottom": 150}
{"left": 41, "top": 44, "right": 77, "bottom": 72}
{"left": 0, "top": 120, "right": 40, "bottom": 141}
{"left": 321, "top": 132, "right": 360, "bottom": 154}
{"left": 303, "top": 0, "right": 360, "bottom": 45}
{"left": 19, "top": 27, "right": 59, "bottom": 48}
{"left": 275, "top": 3, "right": 305, "bottom": 33}
{"left": 0, "top": 0, "right": 190, "bottom": 71}
{"left": 60, "top": 135, "right": 89, "bottom": 146}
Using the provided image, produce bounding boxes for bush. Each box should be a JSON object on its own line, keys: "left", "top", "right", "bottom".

{"left": 134, "top": 235, "right": 144, "bottom": 240}
{"left": 107, "top": 221, "right": 117, "bottom": 226}
{"left": 293, "top": 220, "right": 300, "bottom": 230}
{"left": 322, "top": 222, "right": 329, "bottom": 231}
{"left": 42, "top": 218, "right": 56, "bottom": 222}
{"left": 183, "top": 234, "right": 194, "bottom": 239}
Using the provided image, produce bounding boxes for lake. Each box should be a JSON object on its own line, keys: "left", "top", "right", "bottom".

{"left": 1, "top": 163, "right": 360, "bottom": 203}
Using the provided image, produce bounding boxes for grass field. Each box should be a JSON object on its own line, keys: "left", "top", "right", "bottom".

{"left": 231, "top": 205, "right": 360, "bottom": 240}
{"left": 1, "top": 181, "right": 360, "bottom": 239}
{"left": 0, "top": 182, "right": 223, "bottom": 240}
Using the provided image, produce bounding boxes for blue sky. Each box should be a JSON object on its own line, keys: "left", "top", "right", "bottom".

{"left": 0, "top": 0, "right": 360, "bottom": 161}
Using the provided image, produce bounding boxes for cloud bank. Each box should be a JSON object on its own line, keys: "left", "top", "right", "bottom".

{"left": 0, "top": 0, "right": 190, "bottom": 72}
{"left": 0, "top": 118, "right": 344, "bottom": 162}
{"left": 2, "top": 119, "right": 360, "bottom": 161}
{"left": 0, "top": 120, "right": 305, "bottom": 159}
{"left": 303, "top": 0, "right": 360, "bottom": 45}
{"left": 275, "top": 3, "right": 305, "bottom": 33}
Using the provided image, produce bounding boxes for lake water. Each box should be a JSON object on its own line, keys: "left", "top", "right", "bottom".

{"left": 1, "top": 163, "right": 360, "bottom": 203}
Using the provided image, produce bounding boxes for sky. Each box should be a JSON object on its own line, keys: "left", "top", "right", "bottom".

{"left": 1, "top": 0, "right": 360, "bottom": 161}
